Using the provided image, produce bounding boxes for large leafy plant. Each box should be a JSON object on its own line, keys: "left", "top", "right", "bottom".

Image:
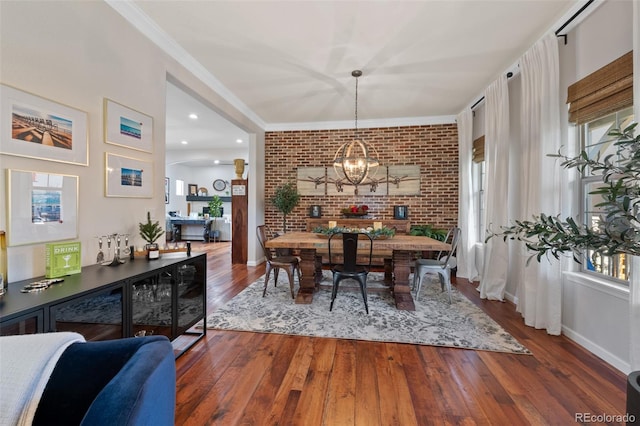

{"left": 208, "top": 195, "right": 224, "bottom": 233}
{"left": 487, "top": 123, "right": 640, "bottom": 264}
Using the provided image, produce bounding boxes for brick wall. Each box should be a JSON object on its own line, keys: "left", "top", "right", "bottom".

{"left": 265, "top": 124, "right": 459, "bottom": 233}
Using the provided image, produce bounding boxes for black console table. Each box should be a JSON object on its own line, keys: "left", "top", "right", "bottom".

{"left": 0, "top": 252, "right": 206, "bottom": 358}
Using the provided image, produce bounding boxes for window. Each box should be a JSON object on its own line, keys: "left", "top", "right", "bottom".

{"left": 175, "top": 179, "right": 184, "bottom": 196}
{"left": 471, "top": 136, "right": 486, "bottom": 241}
{"left": 475, "top": 160, "right": 486, "bottom": 241}
{"left": 580, "top": 107, "right": 634, "bottom": 282}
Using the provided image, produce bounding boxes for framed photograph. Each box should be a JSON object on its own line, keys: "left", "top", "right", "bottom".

{"left": 0, "top": 84, "right": 88, "bottom": 166}
{"left": 6, "top": 169, "right": 79, "bottom": 246}
{"left": 188, "top": 184, "right": 198, "bottom": 196}
{"left": 105, "top": 153, "right": 153, "bottom": 198}
{"left": 309, "top": 205, "right": 322, "bottom": 218}
{"left": 104, "top": 98, "right": 153, "bottom": 153}
{"left": 165, "top": 177, "right": 170, "bottom": 204}
{"left": 394, "top": 205, "right": 409, "bottom": 220}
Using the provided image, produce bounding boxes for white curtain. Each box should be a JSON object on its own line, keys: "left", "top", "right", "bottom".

{"left": 479, "top": 76, "right": 510, "bottom": 300}
{"left": 516, "top": 34, "right": 562, "bottom": 335}
{"left": 630, "top": 0, "right": 640, "bottom": 371}
{"left": 456, "top": 108, "right": 479, "bottom": 281}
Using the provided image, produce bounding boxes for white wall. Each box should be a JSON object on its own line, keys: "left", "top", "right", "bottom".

{"left": 0, "top": 1, "right": 265, "bottom": 282}
{"left": 165, "top": 163, "right": 237, "bottom": 217}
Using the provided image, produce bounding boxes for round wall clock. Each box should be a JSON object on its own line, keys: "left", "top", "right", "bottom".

{"left": 212, "top": 179, "right": 227, "bottom": 191}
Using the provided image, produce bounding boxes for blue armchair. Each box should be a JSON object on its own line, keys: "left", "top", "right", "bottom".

{"left": 33, "top": 336, "right": 175, "bottom": 426}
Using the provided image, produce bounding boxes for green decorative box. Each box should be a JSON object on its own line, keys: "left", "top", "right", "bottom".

{"left": 45, "top": 242, "right": 81, "bottom": 278}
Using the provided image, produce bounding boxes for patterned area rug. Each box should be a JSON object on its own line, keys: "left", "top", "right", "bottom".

{"left": 203, "top": 272, "right": 530, "bottom": 354}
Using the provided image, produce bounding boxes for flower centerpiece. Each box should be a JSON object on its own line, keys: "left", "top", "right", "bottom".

{"left": 312, "top": 225, "right": 395, "bottom": 240}
{"left": 341, "top": 204, "right": 369, "bottom": 217}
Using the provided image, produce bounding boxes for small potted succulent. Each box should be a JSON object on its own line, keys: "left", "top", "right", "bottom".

{"left": 138, "top": 211, "right": 164, "bottom": 260}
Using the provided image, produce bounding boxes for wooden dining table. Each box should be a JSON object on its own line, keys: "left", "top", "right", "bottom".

{"left": 265, "top": 231, "right": 450, "bottom": 311}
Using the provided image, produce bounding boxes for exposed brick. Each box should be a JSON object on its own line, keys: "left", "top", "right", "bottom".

{"left": 265, "top": 124, "right": 458, "bottom": 233}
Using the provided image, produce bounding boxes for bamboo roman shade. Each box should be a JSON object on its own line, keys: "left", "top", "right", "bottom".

{"left": 567, "top": 51, "right": 633, "bottom": 125}
{"left": 472, "top": 135, "right": 485, "bottom": 163}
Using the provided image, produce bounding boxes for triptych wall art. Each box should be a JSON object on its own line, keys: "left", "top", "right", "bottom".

{"left": 297, "top": 165, "right": 421, "bottom": 196}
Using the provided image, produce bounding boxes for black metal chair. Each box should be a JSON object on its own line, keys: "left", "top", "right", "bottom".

{"left": 328, "top": 232, "right": 373, "bottom": 314}
{"left": 256, "top": 225, "right": 301, "bottom": 298}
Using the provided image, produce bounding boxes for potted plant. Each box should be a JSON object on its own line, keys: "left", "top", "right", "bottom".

{"left": 138, "top": 211, "right": 164, "bottom": 259}
{"left": 410, "top": 224, "right": 448, "bottom": 241}
{"left": 208, "top": 195, "right": 223, "bottom": 241}
{"left": 270, "top": 182, "right": 300, "bottom": 233}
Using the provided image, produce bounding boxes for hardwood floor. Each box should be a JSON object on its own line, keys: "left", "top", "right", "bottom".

{"left": 176, "top": 242, "right": 628, "bottom": 425}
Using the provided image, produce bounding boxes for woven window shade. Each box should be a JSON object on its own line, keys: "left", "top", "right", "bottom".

{"left": 567, "top": 51, "right": 633, "bottom": 124}
{"left": 472, "top": 135, "right": 485, "bottom": 163}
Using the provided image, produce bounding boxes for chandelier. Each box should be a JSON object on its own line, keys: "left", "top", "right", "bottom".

{"left": 333, "top": 70, "right": 379, "bottom": 186}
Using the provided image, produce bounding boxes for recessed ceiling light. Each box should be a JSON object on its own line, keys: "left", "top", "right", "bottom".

{"left": 236, "top": 139, "right": 243, "bottom": 143}
{"left": 181, "top": 140, "right": 188, "bottom": 145}
{"left": 189, "top": 113, "right": 198, "bottom": 120}
{"left": 214, "top": 160, "right": 220, "bottom": 164}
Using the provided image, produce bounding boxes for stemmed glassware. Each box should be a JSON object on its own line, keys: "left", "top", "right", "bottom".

{"left": 97, "top": 233, "right": 130, "bottom": 266}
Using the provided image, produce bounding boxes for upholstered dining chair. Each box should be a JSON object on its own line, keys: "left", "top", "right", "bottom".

{"left": 328, "top": 232, "right": 374, "bottom": 314}
{"left": 256, "top": 225, "right": 301, "bottom": 298}
{"left": 412, "top": 226, "right": 461, "bottom": 304}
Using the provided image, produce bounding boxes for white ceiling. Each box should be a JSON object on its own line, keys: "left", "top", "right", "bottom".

{"left": 165, "top": 81, "right": 249, "bottom": 159}
{"left": 115, "top": 0, "right": 583, "bottom": 154}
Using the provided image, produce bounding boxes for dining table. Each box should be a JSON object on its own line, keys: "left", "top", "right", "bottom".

{"left": 265, "top": 231, "right": 451, "bottom": 311}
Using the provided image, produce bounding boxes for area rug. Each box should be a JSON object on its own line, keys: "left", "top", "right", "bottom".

{"left": 203, "top": 272, "right": 530, "bottom": 354}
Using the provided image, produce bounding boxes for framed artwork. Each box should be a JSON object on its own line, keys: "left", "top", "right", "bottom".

{"left": 309, "top": 205, "right": 322, "bottom": 218}
{"left": 165, "top": 177, "right": 170, "bottom": 204}
{"left": 394, "top": 205, "right": 409, "bottom": 220}
{"left": 6, "top": 169, "right": 79, "bottom": 246}
{"left": 104, "top": 98, "right": 153, "bottom": 153}
{"left": 105, "top": 153, "right": 153, "bottom": 198}
{"left": 188, "top": 184, "right": 198, "bottom": 196}
{"left": 0, "top": 84, "right": 88, "bottom": 166}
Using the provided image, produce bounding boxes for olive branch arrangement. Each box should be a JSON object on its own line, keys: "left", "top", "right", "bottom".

{"left": 486, "top": 123, "right": 640, "bottom": 265}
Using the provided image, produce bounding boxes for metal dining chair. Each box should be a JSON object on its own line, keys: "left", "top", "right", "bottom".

{"left": 256, "top": 225, "right": 301, "bottom": 298}
{"left": 412, "top": 226, "right": 461, "bottom": 304}
{"left": 328, "top": 231, "right": 373, "bottom": 314}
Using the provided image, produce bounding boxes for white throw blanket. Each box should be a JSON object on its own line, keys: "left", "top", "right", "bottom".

{"left": 0, "top": 332, "right": 85, "bottom": 426}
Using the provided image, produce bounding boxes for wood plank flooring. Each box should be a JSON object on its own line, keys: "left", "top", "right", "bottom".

{"left": 175, "top": 242, "right": 627, "bottom": 425}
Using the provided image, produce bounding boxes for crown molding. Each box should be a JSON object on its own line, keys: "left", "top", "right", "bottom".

{"left": 105, "top": 0, "right": 267, "bottom": 130}
{"left": 265, "top": 115, "right": 456, "bottom": 132}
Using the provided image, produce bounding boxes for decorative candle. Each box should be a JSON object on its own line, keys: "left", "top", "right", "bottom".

{"left": 373, "top": 221, "right": 383, "bottom": 230}
{"left": 328, "top": 221, "right": 337, "bottom": 228}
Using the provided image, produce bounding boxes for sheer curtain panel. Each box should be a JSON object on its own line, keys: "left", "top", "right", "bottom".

{"left": 479, "top": 76, "right": 510, "bottom": 300}
{"left": 456, "top": 108, "right": 479, "bottom": 281}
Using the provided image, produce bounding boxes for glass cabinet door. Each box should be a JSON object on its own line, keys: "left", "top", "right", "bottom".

{"left": 131, "top": 270, "right": 173, "bottom": 339}
{"left": 176, "top": 256, "right": 206, "bottom": 336}
{"left": 0, "top": 310, "right": 43, "bottom": 336}
{"left": 50, "top": 287, "right": 123, "bottom": 341}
